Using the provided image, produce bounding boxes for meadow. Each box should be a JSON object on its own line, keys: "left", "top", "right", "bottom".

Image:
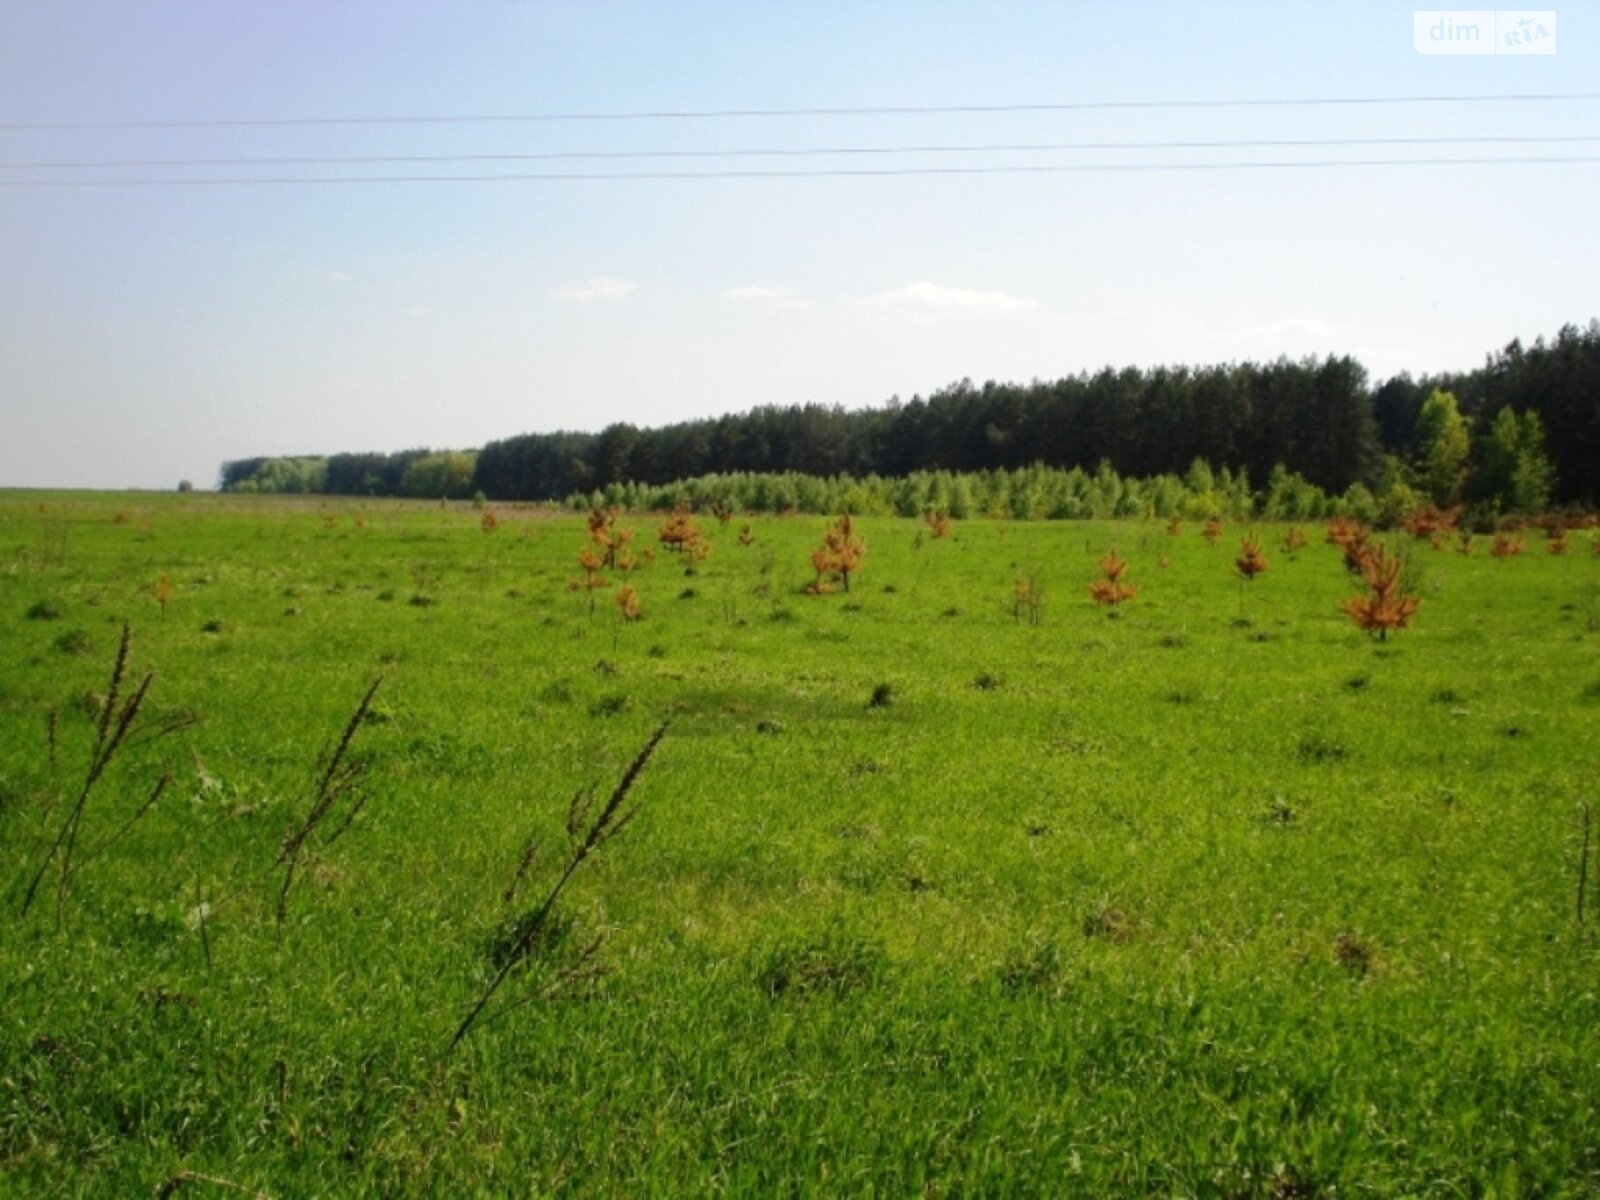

{"left": 2, "top": 491, "right": 1598, "bottom": 1196}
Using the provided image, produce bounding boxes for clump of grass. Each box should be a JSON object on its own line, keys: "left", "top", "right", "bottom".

{"left": 26, "top": 599, "right": 63, "bottom": 621}
{"left": 997, "top": 939, "right": 1065, "bottom": 995}
{"left": 1344, "top": 673, "right": 1371, "bottom": 692}
{"left": 1082, "top": 904, "right": 1139, "bottom": 943}
{"left": 1165, "top": 688, "right": 1198, "bottom": 705}
{"left": 1431, "top": 687, "right": 1465, "bottom": 705}
{"left": 868, "top": 682, "right": 895, "bottom": 709}
{"left": 1334, "top": 932, "right": 1372, "bottom": 978}
{"left": 1263, "top": 798, "right": 1297, "bottom": 825}
{"left": 970, "top": 672, "right": 1002, "bottom": 691}
{"left": 201, "top": 618, "right": 226, "bottom": 634}
{"left": 1295, "top": 734, "right": 1347, "bottom": 764}
{"left": 408, "top": 593, "right": 434, "bottom": 607}
{"left": 539, "top": 681, "right": 575, "bottom": 705}
{"left": 756, "top": 719, "right": 784, "bottom": 735}
{"left": 1157, "top": 633, "right": 1188, "bottom": 649}
{"left": 590, "top": 694, "right": 630, "bottom": 717}
{"left": 53, "top": 629, "right": 95, "bottom": 656}
{"left": 484, "top": 906, "right": 576, "bottom": 972}
{"left": 757, "top": 927, "right": 884, "bottom": 999}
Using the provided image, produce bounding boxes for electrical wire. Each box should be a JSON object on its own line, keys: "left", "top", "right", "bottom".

{"left": 4, "top": 92, "right": 1598, "bottom": 131}
{"left": 4, "top": 134, "right": 1597, "bottom": 171}
{"left": 2, "top": 155, "right": 1596, "bottom": 187}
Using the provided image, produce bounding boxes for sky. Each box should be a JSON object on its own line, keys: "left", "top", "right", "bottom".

{"left": 1, "top": 1, "right": 1596, "bottom": 490}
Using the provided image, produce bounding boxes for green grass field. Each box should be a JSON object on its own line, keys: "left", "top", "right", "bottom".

{"left": 3, "top": 492, "right": 1599, "bottom": 1196}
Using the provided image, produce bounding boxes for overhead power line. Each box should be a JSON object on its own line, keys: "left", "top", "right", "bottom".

{"left": 4, "top": 134, "right": 1597, "bottom": 171}
{"left": 3, "top": 92, "right": 1598, "bottom": 131}
{"left": 2, "top": 155, "right": 1597, "bottom": 187}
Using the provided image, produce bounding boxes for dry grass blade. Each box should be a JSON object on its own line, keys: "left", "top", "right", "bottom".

{"left": 474, "top": 933, "right": 611, "bottom": 1035}
{"left": 319, "top": 791, "right": 369, "bottom": 849}
{"left": 275, "top": 677, "right": 382, "bottom": 930}
{"left": 20, "top": 624, "right": 156, "bottom": 921}
{"left": 450, "top": 722, "right": 668, "bottom": 1051}
{"left": 126, "top": 709, "right": 200, "bottom": 751}
{"left": 503, "top": 835, "right": 542, "bottom": 907}
{"left": 93, "top": 623, "right": 132, "bottom": 760}
{"left": 76, "top": 770, "right": 170, "bottom": 868}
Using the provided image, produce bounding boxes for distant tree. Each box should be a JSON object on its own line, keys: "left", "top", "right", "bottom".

{"left": 176, "top": 480, "right": 193, "bottom": 493}
{"left": 400, "top": 451, "right": 477, "bottom": 499}
{"left": 1475, "top": 406, "right": 1555, "bottom": 514}
{"left": 1413, "top": 389, "right": 1471, "bottom": 507}
{"left": 1510, "top": 411, "right": 1555, "bottom": 513}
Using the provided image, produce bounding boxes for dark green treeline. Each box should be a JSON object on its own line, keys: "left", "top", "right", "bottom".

{"left": 220, "top": 321, "right": 1600, "bottom": 509}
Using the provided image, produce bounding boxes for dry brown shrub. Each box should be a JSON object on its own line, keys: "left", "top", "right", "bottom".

{"left": 1234, "top": 533, "right": 1269, "bottom": 581}
{"left": 1490, "top": 532, "right": 1524, "bottom": 558}
{"left": 658, "top": 505, "right": 709, "bottom": 560}
{"left": 1089, "top": 549, "right": 1136, "bottom": 607}
{"left": 807, "top": 515, "right": 866, "bottom": 595}
{"left": 587, "top": 507, "right": 635, "bottom": 569}
{"left": 1326, "top": 517, "right": 1372, "bottom": 574}
{"left": 1401, "top": 504, "right": 1460, "bottom": 540}
{"left": 1341, "top": 543, "right": 1420, "bottom": 641}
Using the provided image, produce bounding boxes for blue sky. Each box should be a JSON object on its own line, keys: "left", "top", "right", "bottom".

{"left": 1, "top": 1, "right": 1595, "bottom": 489}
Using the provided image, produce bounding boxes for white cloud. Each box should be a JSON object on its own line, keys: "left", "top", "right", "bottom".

{"left": 726, "top": 285, "right": 812, "bottom": 310}
{"left": 855, "top": 281, "right": 1037, "bottom": 316}
{"left": 549, "top": 277, "right": 638, "bottom": 303}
